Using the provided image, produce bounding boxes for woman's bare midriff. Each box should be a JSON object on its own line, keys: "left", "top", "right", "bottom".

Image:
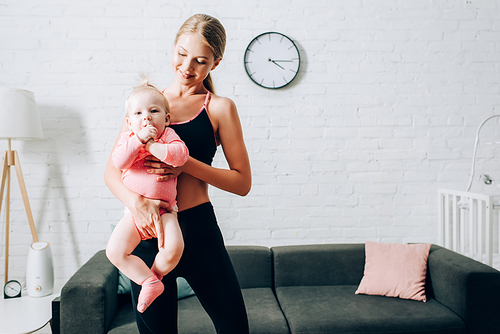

{"left": 175, "top": 172, "right": 210, "bottom": 212}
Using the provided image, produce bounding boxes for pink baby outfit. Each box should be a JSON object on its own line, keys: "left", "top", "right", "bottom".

{"left": 112, "top": 127, "right": 189, "bottom": 239}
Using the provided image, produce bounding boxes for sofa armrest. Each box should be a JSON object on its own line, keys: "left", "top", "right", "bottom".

{"left": 60, "top": 250, "right": 119, "bottom": 334}
{"left": 428, "top": 245, "right": 500, "bottom": 334}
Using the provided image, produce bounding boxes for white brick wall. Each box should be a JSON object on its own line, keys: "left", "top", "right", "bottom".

{"left": 1, "top": 0, "right": 500, "bottom": 285}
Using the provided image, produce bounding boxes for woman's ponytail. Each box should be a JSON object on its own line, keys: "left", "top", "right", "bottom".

{"left": 203, "top": 73, "right": 215, "bottom": 94}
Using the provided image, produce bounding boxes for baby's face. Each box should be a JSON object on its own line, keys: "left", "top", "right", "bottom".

{"left": 127, "top": 90, "right": 169, "bottom": 136}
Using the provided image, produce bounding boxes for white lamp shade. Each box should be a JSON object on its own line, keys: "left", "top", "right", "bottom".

{"left": 0, "top": 87, "right": 43, "bottom": 140}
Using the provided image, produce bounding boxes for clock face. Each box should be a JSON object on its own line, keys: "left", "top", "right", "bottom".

{"left": 244, "top": 32, "right": 300, "bottom": 89}
{"left": 4, "top": 280, "right": 22, "bottom": 298}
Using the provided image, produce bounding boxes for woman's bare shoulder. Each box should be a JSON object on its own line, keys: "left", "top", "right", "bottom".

{"left": 208, "top": 94, "right": 237, "bottom": 118}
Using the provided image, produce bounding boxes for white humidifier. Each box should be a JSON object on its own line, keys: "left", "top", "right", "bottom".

{"left": 26, "top": 241, "right": 54, "bottom": 297}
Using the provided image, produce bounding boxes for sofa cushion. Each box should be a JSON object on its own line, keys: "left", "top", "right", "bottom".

{"left": 242, "top": 288, "right": 290, "bottom": 334}
{"left": 107, "top": 296, "right": 136, "bottom": 334}
{"left": 355, "top": 242, "right": 431, "bottom": 302}
{"left": 108, "top": 287, "right": 289, "bottom": 334}
{"left": 227, "top": 245, "right": 273, "bottom": 289}
{"left": 273, "top": 244, "right": 366, "bottom": 287}
{"left": 276, "top": 285, "right": 466, "bottom": 334}
{"left": 180, "top": 287, "right": 289, "bottom": 334}
{"left": 177, "top": 295, "right": 216, "bottom": 334}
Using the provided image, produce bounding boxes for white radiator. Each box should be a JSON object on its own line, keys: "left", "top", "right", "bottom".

{"left": 438, "top": 189, "right": 500, "bottom": 266}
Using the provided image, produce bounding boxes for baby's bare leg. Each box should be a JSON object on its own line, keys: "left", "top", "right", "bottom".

{"left": 106, "top": 215, "right": 153, "bottom": 285}
{"left": 151, "top": 212, "right": 184, "bottom": 277}
{"left": 136, "top": 213, "right": 184, "bottom": 313}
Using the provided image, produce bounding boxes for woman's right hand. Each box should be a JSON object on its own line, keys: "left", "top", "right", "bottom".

{"left": 128, "top": 195, "right": 165, "bottom": 245}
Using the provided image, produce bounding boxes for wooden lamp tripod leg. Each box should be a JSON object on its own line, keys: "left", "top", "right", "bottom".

{"left": 0, "top": 151, "right": 9, "bottom": 284}
{"left": 0, "top": 152, "right": 7, "bottom": 223}
{"left": 0, "top": 149, "right": 39, "bottom": 284}
{"left": 13, "top": 151, "right": 38, "bottom": 243}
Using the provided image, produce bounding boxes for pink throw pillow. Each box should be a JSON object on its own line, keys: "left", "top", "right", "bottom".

{"left": 355, "top": 241, "right": 432, "bottom": 302}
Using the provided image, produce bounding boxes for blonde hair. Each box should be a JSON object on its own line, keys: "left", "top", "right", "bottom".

{"left": 175, "top": 14, "right": 226, "bottom": 93}
{"left": 125, "top": 76, "right": 170, "bottom": 115}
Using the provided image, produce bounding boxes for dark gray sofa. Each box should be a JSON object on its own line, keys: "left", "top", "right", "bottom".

{"left": 58, "top": 244, "right": 500, "bottom": 334}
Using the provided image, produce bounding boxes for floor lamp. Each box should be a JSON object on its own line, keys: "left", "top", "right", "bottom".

{"left": 0, "top": 88, "right": 44, "bottom": 284}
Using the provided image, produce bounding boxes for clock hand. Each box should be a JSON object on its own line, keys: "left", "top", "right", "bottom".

{"left": 7, "top": 286, "right": 18, "bottom": 293}
{"left": 272, "top": 60, "right": 293, "bottom": 62}
{"left": 268, "top": 58, "right": 285, "bottom": 70}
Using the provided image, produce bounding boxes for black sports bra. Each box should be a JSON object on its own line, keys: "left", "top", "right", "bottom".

{"left": 169, "top": 92, "right": 217, "bottom": 166}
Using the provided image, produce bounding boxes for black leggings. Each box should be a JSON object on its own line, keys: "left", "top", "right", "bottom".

{"left": 130, "top": 202, "right": 249, "bottom": 334}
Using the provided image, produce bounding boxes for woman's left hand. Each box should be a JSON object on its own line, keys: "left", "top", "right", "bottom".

{"left": 144, "top": 156, "right": 183, "bottom": 181}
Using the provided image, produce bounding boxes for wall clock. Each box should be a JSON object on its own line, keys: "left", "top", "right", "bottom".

{"left": 244, "top": 32, "right": 301, "bottom": 89}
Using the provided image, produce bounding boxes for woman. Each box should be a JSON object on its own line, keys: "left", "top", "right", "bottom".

{"left": 104, "top": 14, "right": 251, "bottom": 334}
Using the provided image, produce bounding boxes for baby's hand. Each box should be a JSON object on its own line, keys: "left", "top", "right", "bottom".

{"left": 137, "top": 125, "right": 157, "bottom": 143}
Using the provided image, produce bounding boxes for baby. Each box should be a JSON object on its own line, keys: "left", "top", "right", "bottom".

{"left": 106, "top": 79, "right": 188, "bottom": 313}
